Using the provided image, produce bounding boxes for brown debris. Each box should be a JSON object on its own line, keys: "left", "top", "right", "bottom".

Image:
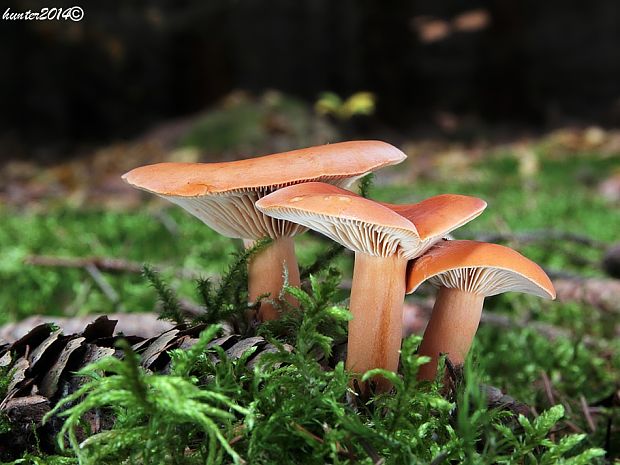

{"left": 554, "top": 278, "right": 620, "bottom": 314}
{"left": 140, "top": 329, "right": 181, "bottom": 369}
{"left": 40, "top": 337, "right": 86, "bottom": 398}
{"left": 3, "top": 395, "right": 50, "bottom": 426}
{"left": 602, "top": 243, "right": 620, "bottom": 279}
{"left": 24, "top": 254, "right": 203, "bottom": 280}
{"left": 0, "top": 313, "right": 174, "bottom": 344}
{"left": 482, "top": 385, "right": 532, "bottom": 418}
{"left": 28, "top": 329, "right": 63, "bottom": 368}
{"left": 0, "top": 316, "right": 288, "bottom": 457}
{"left": 599, "top": 173, "right": 620, "bottom": 203}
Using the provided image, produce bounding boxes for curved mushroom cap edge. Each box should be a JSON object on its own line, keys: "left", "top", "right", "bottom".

{"left": 122, "top": 140, "right": 406, "bottom": 197}
{"left": 406, "top": 240, "right": 556, "bottom": 299}
{"left": 256, "top": 182, "right": 424, "bottom": 258}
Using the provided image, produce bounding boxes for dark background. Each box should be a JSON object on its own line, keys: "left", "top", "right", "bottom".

{"left": 1, "top": 0, "right": 619, "bottom": 160}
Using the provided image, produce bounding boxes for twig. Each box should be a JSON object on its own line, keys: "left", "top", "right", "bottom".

{"left": 151, "top": 210, "right": 179, "bottom": 237}
{"left": 85, "top": 264, "right": 120, "bottom": 305}
{"left": 25, "top": 255, "right": 204, "bottom": 280}
{"left": 408, "top": 298, "right": 599, "bottom": 347}
{"left": 540, "top": 371, "right": 556, "bottom": 405}
{"left": 561, "top": 420, "right": 584, "bottom": 433}
{"left": 549, "top": 417, "right": 583, "bottom": 434}
{"left": 430, "top": 452, "right": 449, "bottom": 465}
{"left": 480, "top": 313, "right": 597, "bottom": 347}
{"left": 472, "top": 230, "right": 606, "bottom": 249}
{"left": 553, "top": 278, "right": 620, "bottom": 314}
{"left": 358, "top": 437, "right": 384, "bottom": 465}
{"left": 292, "top": 422, "right": 324, "bottom": 444}
{"left": 26, "top": 255, "right": 143, "bottom": 273}
{"left": 580, "top": 395, "right": 596, "bottom": 432}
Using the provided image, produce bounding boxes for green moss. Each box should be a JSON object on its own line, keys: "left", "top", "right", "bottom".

{"left": 34, "top": 268, "right": 607, "bottom": 464}
{"left": 1, "top": 144, "right": 618, "bottom": 462}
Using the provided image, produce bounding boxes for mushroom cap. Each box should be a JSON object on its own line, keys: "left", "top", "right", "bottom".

{"left": 383, "top": 194, "right": 487, "bottom": 242}
{"left": 122, "top": 141, "right": 406, "bottom": 240}
{"left": 406, "top": 240, "right": 556, "bottom": 299}
{"left": 256, "top": 182, "right": 422, "bottom": 258}
{"left": 257, "top": 184, "right": 487, "bottom": 259}
{"left": 122, "top": 140, "right": 406, "bottom": 197}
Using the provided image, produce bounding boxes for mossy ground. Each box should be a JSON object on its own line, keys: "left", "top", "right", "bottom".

{"left": 1, "top": 137, "right": 619, "bottom": 463}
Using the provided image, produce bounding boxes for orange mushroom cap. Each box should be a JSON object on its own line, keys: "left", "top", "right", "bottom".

{"left": 122, "top": 140, "right": 405, "bottom": 197}
{"left": 256, "top": 183, "right": 486, "bottom": 260}
{"left": 256, "top": 182, "right": 421, "bottom": 258}
{"left": 406, "top": 240, "right": 556, "bottom": 298}
{"left": 121, "top": 140, "right": 406, "bottom": 240}
{"left": 383, "top": 194, "right": 487, "bottom": 242}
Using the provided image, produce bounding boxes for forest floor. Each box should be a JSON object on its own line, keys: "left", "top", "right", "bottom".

{"left": 1, "top": 93, "right": 619, "bottom": 463}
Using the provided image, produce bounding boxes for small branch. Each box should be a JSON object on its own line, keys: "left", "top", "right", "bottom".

{"left": 480, "top": 312, "right": 597, "bottom": 348}
{"left": 540, "top": 371, "right": 556, "bottom": 405}
{"left": 430, "top": 452, "right": 449, "bottom": 465}
{"left": 25, "top": 255, "right": 204, "bottom": 280}
{"left": 357, "top": 437, "right": 384, "bottom": 465}
{"left": 553, "top": 278, "right": 620, "bottom": 314}
{"left": 292, "top": 422, "right": 324, "bottom": 444}
{"left": 406, "top": 299, "right": 599, "bottom": 347}
{"left": 85, "top": 264, "right": 120, "bottom": 305}
{"left": 25, "top": 255, "right": 143, "bottom": 273}
{"left": 580, "top": 395, "right": 596, "bottom": 433}
{"left": 471, "top": 230, "right": 606, "bottom": 249}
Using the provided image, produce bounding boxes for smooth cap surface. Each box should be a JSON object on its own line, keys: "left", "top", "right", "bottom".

{"left": 406, "top": 240, "right": 556, "bottom": 298}
{"left": 122, "top": 140, "right": 406, "bottom": 197}
{"left": 384, "top": 194, "right": 487, "bottom": 241}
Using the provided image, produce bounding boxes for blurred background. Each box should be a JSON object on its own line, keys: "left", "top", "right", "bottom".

{"left": 2, "top": 0, "right": 620, "bottom": 164}
{"left": 1, "top": 0, "right": 620, "bottom": 452}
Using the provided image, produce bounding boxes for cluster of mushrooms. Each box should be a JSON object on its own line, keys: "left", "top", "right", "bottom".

{"left": 123, "top": 141, "right": 555, "bottom": 392}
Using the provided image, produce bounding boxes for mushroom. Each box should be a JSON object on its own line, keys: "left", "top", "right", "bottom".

{"left": 256, "top": 182, "right": 486, "bottom": 390}
{"left": 406, "top": 240, "right": 556, "bottom": 381}
{"left": 122, "top": 141, "right": 406, "bottom": 321}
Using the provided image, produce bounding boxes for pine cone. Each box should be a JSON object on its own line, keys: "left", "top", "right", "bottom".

{"left": 0, "top": 316, "right": 285, "bottom": 459}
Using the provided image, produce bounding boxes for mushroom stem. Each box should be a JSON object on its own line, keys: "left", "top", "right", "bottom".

{"left": 417, "top": 287, "right": 484, "bottom": 381}
{"left": 347, "top": 253, "right": 408, "bottom": 392}
{"left": 245, "top": 237, "right": 300, "bottom": 322}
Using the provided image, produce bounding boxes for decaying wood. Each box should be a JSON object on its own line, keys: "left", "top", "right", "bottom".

{"left": 553, "top": 278, "right": 620, "bottom": 314}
